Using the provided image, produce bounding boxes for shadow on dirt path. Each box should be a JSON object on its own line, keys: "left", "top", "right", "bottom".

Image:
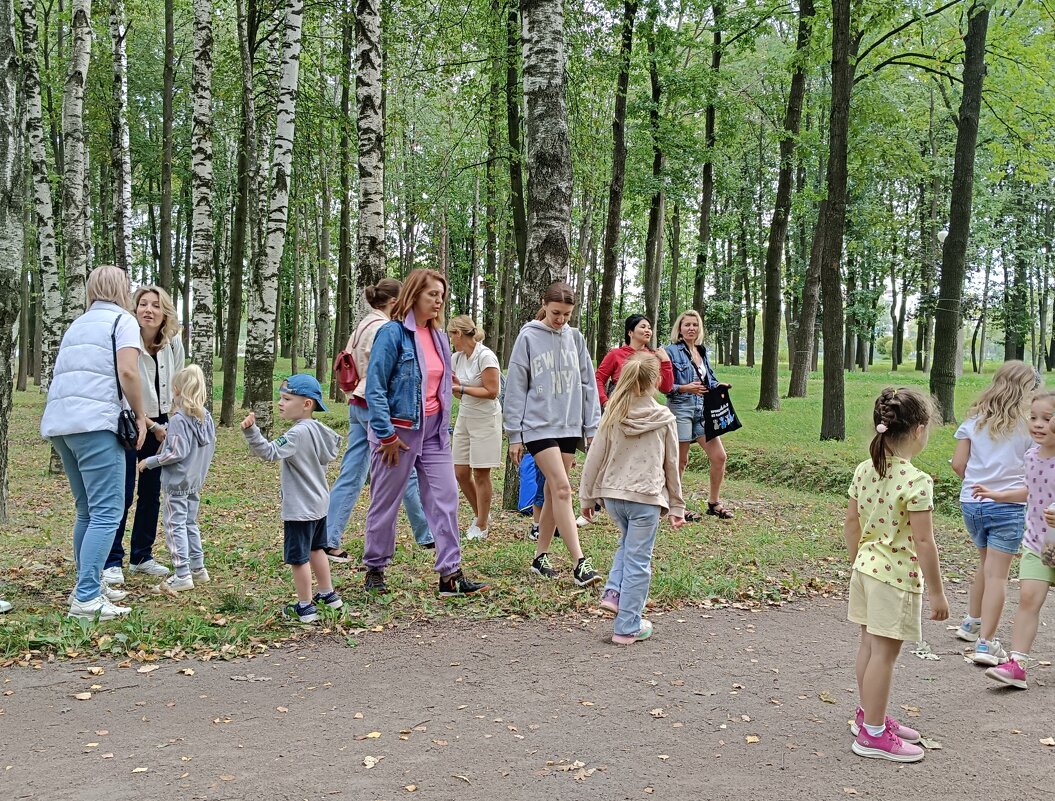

{"left": 1, "top": 594, "right": 1052, "bottom": 801}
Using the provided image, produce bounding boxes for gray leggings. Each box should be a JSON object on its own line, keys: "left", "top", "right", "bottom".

{"left": 162, "top": 491, "right": 204, "bottom": 577}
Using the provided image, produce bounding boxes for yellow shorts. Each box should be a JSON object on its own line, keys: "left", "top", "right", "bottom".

{"left": 848, "top": 571, "right": 922, "bottom": 642}
{"left": 451, "top": 411, "right": 502, "bottom": 469}
{"left": 1019, "top": 549, "right": 1055, "bottom": 584}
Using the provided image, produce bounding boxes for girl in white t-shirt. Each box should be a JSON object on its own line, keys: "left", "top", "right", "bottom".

{"left": 447, "top": 316, "right": 502, "bottom": 540}
{"left": 951, "top": 360, "right": 1038, "bottom": 665}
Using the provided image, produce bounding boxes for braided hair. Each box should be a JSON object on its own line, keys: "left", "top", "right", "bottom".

{"left": 869, "top": 387, "right": 938, "bottom": 477}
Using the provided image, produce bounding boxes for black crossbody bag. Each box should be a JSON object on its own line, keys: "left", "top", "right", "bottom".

{"left": 111, "top": 316, "right": 139, "bottom": 450}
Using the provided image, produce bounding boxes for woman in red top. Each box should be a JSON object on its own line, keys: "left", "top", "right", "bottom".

{"left": 595, "top": 315, "right": 674, "bottom": 407}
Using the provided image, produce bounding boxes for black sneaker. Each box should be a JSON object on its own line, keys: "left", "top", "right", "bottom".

{"left": 324, "top": 547, "right": 350, "bottom": 563}
{"left": 438, "top": 570, "right": 490, "bottom": 597}
{"left": 573, "top": 557, "right": 603, "bottom": 587}
{"left": 530, "top": 552, "right": 559, "bottom": 580}
{"left": 528, "top": 522, "right": 540, "bottom": 541}
{"left": 313, "top": 590, "right": 344, "bottom": 609}
{"left": 364, "top": 569, "right": 387, "bottom": 593}
{"left": 283, "top": 601, "right": 318, "bottom": 623}
{"left": 421, "top": 540, "right": 436, "bottom": 550}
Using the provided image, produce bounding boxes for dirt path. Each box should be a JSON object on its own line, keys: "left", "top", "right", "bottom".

{"left": 1, "top": 594, "right": 1052, "bottom": 801}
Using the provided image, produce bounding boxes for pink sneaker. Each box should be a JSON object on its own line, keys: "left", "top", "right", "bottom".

{"left": 850, "top": 707, "right": 921, "bottom": 743}
{"left": 599, "top": 589, "right": 619, "bottom": 614}
{"left": 851, "top": 722, "right": 925, "bottom": 763}
{"left": 985, "top": 657, "right": 1027, "bottom": 689}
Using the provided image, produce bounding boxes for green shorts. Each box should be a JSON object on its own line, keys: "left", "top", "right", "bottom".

{"left": 1019, "top": 550, "right": 1055, "bottom": 584}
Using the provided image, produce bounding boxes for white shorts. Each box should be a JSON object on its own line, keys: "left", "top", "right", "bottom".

{"left": 451, "top": 411, "right": 502, "bottom": 468}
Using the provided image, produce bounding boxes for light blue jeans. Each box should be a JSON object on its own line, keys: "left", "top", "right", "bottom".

{"left": 604, "top": 497, "right": 662, "bottom": 636}
{"left": 326, "top": 402, "right": 433, "bottom": 549}
{"left": 51, "top": 431, "right": 127, "bottom": 603}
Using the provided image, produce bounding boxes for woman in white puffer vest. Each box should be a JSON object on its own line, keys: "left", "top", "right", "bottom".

{"left": 41, "top": 266, "right": 147, "bottom": 621}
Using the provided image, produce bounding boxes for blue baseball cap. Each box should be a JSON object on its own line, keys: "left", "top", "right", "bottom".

{"left": 282, "top": 374, "right": 328, "bottom": 412}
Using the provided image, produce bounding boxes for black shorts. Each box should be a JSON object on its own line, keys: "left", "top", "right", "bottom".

{"left": 283, "top": 518, "right": 327, "bottom": 565}
{"left": 525, "top": 437, "right": 579, "bottom": 457}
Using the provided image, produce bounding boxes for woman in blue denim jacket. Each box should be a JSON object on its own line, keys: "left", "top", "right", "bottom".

{"left": 664, "top": 309, "right": 734, "bottom": 520}
{"left": 361, "top": 269, "right": 489, "bottom": 597}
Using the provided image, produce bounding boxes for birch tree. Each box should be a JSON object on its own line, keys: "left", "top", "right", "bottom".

{"left": 61, "top": 0, "right": 92, "bottom": 320}
{"left": 109, "top": 0, "right": 131, "bottom": 271}
{"left": 356, "top": 0, "right": 384, "bottom": 288}
{"left": 19, "top": 0, "right": 61, "bottom": 389}
{"left": 0, "top": 0, "right": 24, "bottom": 521}
{"left": 190, "top": 0, "right": 215, "bottom": 407}
{"left": 244, "top": 0, "right": 304, "bottom": 436}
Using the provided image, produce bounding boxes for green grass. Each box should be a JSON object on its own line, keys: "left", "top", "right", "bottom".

{"left": 0, "top": 360, "right": 988, "bottom": 662}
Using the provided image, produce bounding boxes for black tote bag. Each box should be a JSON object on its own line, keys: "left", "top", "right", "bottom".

{"left": 702, "top": 384, "right": 742, "bottom": 441}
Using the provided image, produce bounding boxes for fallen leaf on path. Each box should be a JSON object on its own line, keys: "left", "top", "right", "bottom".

{"left": 911, "top": 641, "right": 940, "bottom": 661}
{"left": 276, "top": 707, "right": 288, "bottom": 713}
{"left": 574, "top": 767, "right": 596, "bottom": 781}
{"left": 353, "top": 712, "right": 364, "bottom": 719}
{"left": 900, "top": 704, "right": 920, "bottom": 717}
{"left": 919, "top": 738, "right": 942, "bottom": 750}
{"left": 745, "top": 735, "right": 760, "bottom": 744}
{"left": 740, "top": 715, "right": 751, "bottom": 722}
{"left": 220, "top": 775, "right": 236, "bottom": 781}
{"left": 101, "top": 753, "right": 114, "bottom": 759}
{"left": 818, "top": 692, "right": 837, "bottom": 704}
{"left": 432, "top": 739, "right": 448, "bottom": 746}
{"left": 649, "top": 708, "right": 667, "bottom": 718}
{"left": 843, "top": 788, "right": 858, "bottom": 796}
{"left": 355, "top": 732, "right": 382, "bottom": 740}
{"left": 131, "top": 767, "right": 148, "bottom": 774}
{"left": 363, "top": 756, "right": 382, "bottom": 769}
{"left": 657, "top": 755, "right": 669, "bottom": 761}
{"left": 1041, "top": 737, "right": 1055, "bottom": 747}
{"left": 644, "top": 788, "right": 654, "bottom": 794}
{"left": 87, "top": 667, "right": 104, "bottom": 676}
{"left": 580, "top": 701, "right": 594, "bottom": 707}
{"left": 451, "top": 774, "right": 472, "bottom": 784}
{"left": 74, "top": 692, "right": 92, "bottom": 701}
{"left": 178, "top": 668, "right": 195, "bottom": 676}
{"left": 137, "top": 665, "right": 159, "bottom": 674}
{"left": 404, "top": 785, "right": 417, "bottom": 792}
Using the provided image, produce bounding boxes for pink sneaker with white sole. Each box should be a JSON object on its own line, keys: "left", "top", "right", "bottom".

{"left": 985, "top": 657, "right": 1027, "bottom": 689}
{"left": 599, "top": 589, "right": 619, "bottom": 614}
{"left": 850, "top": 707, "right": 921, "bottom": 743}
{"left": 851, "top": 721, "right": 925, "bottom": 763}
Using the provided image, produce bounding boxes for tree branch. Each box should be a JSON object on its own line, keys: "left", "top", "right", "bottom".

{"left": 857, "top": 0, "right": 966, "bottom": 65}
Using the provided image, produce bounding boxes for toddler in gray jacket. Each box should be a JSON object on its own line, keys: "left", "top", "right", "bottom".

{"left": 138, "top": 366, "right": 217, "bottom": 594}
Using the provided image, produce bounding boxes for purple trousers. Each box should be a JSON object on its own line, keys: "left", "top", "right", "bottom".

{"left": 363, "top": 413, "right": 462, "bottom": 575}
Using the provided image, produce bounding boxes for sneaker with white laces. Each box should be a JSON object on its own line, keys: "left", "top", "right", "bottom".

{"left": 0, "top": 599, "right": 11, "bottom": 614}
{"left": 573, "top": 557, "right": 603, "bottom": 587}
{"left": 971, "top": 638, "right": 1008, "bottom": 667}
{"left": 850, "top": 707, "right": 921, "bottom": 743}
{"left": 158, "top": 574, "right": 194, "bottom": 594}
{"left": 191, "top": 567, "right": 211, "bottom": 584}
{"left": 68, "top": 595, "right": 131, "bottom": 621}
{"left": 530, "top": 552, "right": 559, "bottom": 580}
{"left": 465, "top": 523, "right": 488, "bottom": 541}
{"left": 102, "top": 584, "right": 129, "bottom": 602}
{"left": 102, "top": 567, "right": 125, "bottom": 585}
{"left": 313, "top": 590, "right": 344, "bottom": 609}
{"left": 954, "top": 617, "right": 981, "bottom": 643}
{"left": 284, "top": 601, "right": 318, "bottom": 623}
{"left": 128, "top": 559, "right": 170, "bottom": 577}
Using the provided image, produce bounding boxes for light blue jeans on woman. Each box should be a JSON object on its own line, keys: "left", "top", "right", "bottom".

{"left": 51, "top": 431, "right": 127, "bottom": 603}
{"left": 604, "top": 497, "right": 662, "bottom": 636}
{"left": 326, "top": 402, "right": 433, "bottom": 549}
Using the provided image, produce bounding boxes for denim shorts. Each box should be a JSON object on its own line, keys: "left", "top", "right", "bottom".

{"left": 284, "top": 518, "right": 327, "bottom": 565}
{"left": 673, "top": 407, "right": 706, "bottom": 443}
{"left": 960, "top": 502, "right": 1025, "bottom": 555}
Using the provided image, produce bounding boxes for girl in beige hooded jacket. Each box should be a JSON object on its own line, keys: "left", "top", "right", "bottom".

{"left": 580, "top": 353, "right": 686, "bottom": 645}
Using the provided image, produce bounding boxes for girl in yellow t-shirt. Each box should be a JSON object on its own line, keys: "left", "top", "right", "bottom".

{"left": 844, "top": 387, "right": 949, "bottom": 764}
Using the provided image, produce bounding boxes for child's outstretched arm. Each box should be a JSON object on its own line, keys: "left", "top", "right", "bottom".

{"left": 140, "top": 416, "right": 192, "bottom": 471}
{"left": 844, "top": 499, "right": 862, "bottom": 563}
{"left": 242, "top": 417, "right": 302, "bottom": 462}
{"left": 971, "top": 484, "right": 1028, "bottom": 503}
{"left": 909, "top": 510, "right": 949, "bottom": 621}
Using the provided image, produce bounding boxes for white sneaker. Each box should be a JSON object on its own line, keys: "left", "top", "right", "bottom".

{"left": 0, "top": 599, "right": 11, "bottom": 614}
{"left": 971, "top": 638, "right": 1009, "bottom": 667}
{"left": 465, "top": 523, "right": 488, "bottom": 541}
{"left": 102, "top": 567, "right": 125, "bottom": 585}
{"left": 158, "top": 574, "right": 194, "bottom": 594}
{"left": 68, "top": 596, "right": 131, "bottom": 621}
{"left": 128, "top": 559, "right": 170, "bottom": 577}
{"left": 103, "top": 584, "right": 129, "bottom": 602}
{"left": 575, "top": 515, "right": 591, "bottom": 527}
{"left": 191, "top": 567, "right": 211, "bottom": 584}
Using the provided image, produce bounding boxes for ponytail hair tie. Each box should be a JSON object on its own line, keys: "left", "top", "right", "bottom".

{"left": 875, "top": 424, "right": 888, "bottom": 434}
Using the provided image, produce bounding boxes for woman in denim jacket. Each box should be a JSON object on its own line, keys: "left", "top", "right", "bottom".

{"left": 361, "top": 269, "right": 489, "bottom": 597}
{"left": 664, "top": 309, "right": 734, "bottom": 520}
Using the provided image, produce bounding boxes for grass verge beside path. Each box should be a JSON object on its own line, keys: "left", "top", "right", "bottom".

{"left": 1, "top": 364, "right": 984, "bottom": 663}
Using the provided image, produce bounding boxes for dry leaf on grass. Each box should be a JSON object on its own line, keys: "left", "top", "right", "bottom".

{"left": 1040, "top": 737, "right": 1055, "bottom": 747}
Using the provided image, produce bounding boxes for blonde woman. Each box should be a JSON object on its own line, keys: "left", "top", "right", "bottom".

{"left": 664, "top": 310, "right": 733, "bottom": 520}
{"left": 104, "top": 285, "right": 185, "bottom": 583}
{"left": 447, "top": 315, "right": 502, "bottom": 540}
{"left": 41, "top": 266, "right": 146, "bottom": 620}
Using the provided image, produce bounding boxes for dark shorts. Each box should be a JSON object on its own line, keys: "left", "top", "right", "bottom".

{"left": 283, "top": 518, "right": 327, "bottom": 565}
{"left": 526, "top": 437, "right": 579, "bottom": 457}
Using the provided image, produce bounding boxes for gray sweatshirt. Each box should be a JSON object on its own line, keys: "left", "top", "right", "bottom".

{"left": 243, "top": 418, "right": 342, "bottom": 521}
{"left": 503, "top": 320, "right": 601, "bottom": 445}
{"left": 142, "top": 410, "right": 217, "bottom": 495}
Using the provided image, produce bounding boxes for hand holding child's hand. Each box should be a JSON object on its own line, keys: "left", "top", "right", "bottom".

{"left": 971, "top": 484, "right": 997, "bottom": 501}
{"left": 670, "top": 514, "right": 686, "bottom": 530}
{"left": 241, "top": 412, "right": 255, "bottom": 430}
{"left": 137, "top": 460, "right": 149, "bottom": 474}
{"left": 929, "top": 591, "right": 950, "bottom": 622}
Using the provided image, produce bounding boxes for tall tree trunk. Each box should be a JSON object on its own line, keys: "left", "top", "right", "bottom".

{"left": 332, "top": 3, "right": 352, "bottom": 400}
{"left": 60, "top": 0, "right": 92, "bottom": 321}
{"left": 643, "top": 5, "right": 664, "bottom": 346}
{"left": 159, "top": 0, "right": 174, "bottom": 292}
{"left": 0, "top": 0, "right": 23, "bottom": 521}
{"left": 692, "top": 2, "right": 722, "bottom": 314}
{"left": 931, "top": 2, "right": 990, "bottom": 422}
{"left": 505, "top": 4, "right": 527, "bottom": 274}
{"left": 356, "top": 0, "right": 384, "bottom": 288}
{"left": 757, "top": 0, "right": 812, "bottom": 410}
{"left": 597, "top": 0, "right": 637, "bottom": 360}
{"left": 483, "top": 16, "right": 500, "bottom": 350}
{"left": 668, "top": 201, "right": 680, "bottom": 326}
{"left": 20, "top": 0, "right": 62, "bottom": 390}
{"left": 108, "top": 0, "right": 131, "bottom": 270}
{"left": 245, "top": 0, "right": 304, "bottom": 437}
{"left": 315, "top": 35, "right": 332, "bottom": 384}
{"left": 190, "top": 0, "right": 215, "bottom": 407}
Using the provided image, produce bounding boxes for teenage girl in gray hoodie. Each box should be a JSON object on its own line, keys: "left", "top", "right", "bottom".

{"left": 138, "top": 365, "right": 217, "bottom": 594}
{"left": 504, "top": 281, "right": 603, "bottom": 587}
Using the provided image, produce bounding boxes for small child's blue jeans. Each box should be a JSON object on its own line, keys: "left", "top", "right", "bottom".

{"left": 603, "top": 497, "right": 662, "bottom": 636}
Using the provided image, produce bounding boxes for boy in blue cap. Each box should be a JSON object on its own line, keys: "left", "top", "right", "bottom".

{"left": 242, "top": 374, "right": 344, "bottom": 622}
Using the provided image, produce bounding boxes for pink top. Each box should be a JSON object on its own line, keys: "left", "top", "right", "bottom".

{"left": 1024, "top": 449, "right": 1055, "bottom": 556}
{"left": 417, "top": 325, "right": 443, "bottom": 416}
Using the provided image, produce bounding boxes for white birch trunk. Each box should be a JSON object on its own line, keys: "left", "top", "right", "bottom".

{"left": 20, "top": 0, "right": 62, "bottom": 390}
{"left": 190, "top": 0, "right": 215, "bottom": 407}
{"left": 244, "top": 0, "right": 303, "bottom": 436}
{"left": 521, "top": 0, "right": 573, "bottom": 293}
{"left": 109, "top": 0, "right": 132, "bottom": 271}
{"left": 61, "top": 0, "right": 92, "bottom": 320}
{"left": 0, "top": 0, "right": 24, "bottom": 521}
{"left": 355, "top": 0, "right": 384, "bottom": 287}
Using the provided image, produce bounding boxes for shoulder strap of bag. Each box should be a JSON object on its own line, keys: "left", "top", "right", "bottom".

{"left": 351, "top": 317, "right": 385, "bottom": 352}
{"left": 111, "top": 315, "right": 126, "bottom": 403}
{"left": 682, "top": 343, "right": 705, "bottom": 384}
